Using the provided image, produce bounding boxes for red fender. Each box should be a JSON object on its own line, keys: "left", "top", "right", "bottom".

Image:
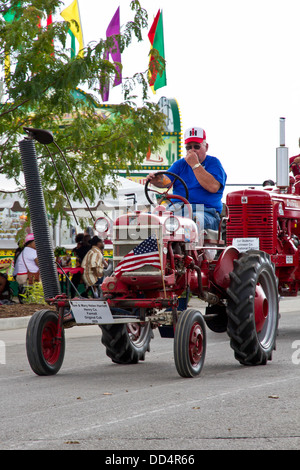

{"left": 213, "top": 246, "right": 239, "bottom": 289}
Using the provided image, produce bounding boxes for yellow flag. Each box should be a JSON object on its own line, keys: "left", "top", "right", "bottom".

{"left": 4, "top": 52, "right": 10, "bottom": 83}
{"left": 61, "top": 0, "right": 84, "bottom": 57}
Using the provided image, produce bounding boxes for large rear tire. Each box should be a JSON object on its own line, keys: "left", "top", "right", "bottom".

{"left": 226, "top": 250, "right": 279, "bottom": 365}
{"left": 100, "top": 322, "right": 153, "bottom": 364}
{"left": 174, "top": 308, "right": 206, "bottom": 378}
{"left": 26, "top": 309, "right": 65, "bottom": 376}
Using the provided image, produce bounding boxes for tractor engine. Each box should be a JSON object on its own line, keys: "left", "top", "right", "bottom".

{"left": 101, "top": 206, "right": 202, "bottom": 300}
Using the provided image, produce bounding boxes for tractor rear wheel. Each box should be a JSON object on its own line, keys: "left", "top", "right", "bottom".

{"left": 226, "top": 250, "right": 279, "bottom": 366}
{"left": 174, "top": 308, "right": 206, "bottom": 378}
{"left": 100, "top": 322, "right": 153, "bottom": 364}
{"left": 26, "top": 309, "right": 65, "bottom": 375}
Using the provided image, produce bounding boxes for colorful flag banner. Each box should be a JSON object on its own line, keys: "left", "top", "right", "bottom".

{"left": 61, "top": 0, "right": 84, "bottom": 57}
{"left": 38, "top": 13, "right": 52, "bottom": 27}
{"left": 3, "top": 3, "right": 21, "bottom": 82}
{"left": 47, "top": 14, "right": 52, "bottom": 26}
{"left": 68, "top": 30, "right": 76, "bottom": 58}
{"left": 101, "top": 6, "right": 122, "bottom": 102}
{"left": 148, "top": 9, "right": 166, "bottom": 93}
{"left": 114, "top": 236, "right": 161, "bottom": 278}
{"left": 38, "top": 14, "right": 53, "bottom": 55}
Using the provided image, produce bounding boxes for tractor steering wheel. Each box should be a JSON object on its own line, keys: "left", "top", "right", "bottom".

{"left": 144, "top": 171, "right": 189, "bottom": 209}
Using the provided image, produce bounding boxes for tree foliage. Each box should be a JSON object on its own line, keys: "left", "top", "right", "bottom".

{"left": 0, "top": 0, "right": 166, "bottom": 225}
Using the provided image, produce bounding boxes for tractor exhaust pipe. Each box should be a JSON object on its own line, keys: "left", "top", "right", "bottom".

{"left": 276, "top": 117, "right": 289, "bottom": 189}
{"left": 19, "top": 136, "right": 61, "bottom": 300}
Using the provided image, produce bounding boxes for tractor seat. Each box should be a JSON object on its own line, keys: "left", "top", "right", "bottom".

{"left": 204, "top": 228, "right": 219, "bottom": 243}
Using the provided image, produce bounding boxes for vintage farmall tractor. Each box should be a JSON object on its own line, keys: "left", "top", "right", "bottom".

{"left": 21, "top": 123, "right": 286, "bottom": 378}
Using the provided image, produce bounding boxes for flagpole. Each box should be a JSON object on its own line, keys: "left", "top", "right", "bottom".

{"left": 156, "top": 230, "right": 166, "bottom": 298}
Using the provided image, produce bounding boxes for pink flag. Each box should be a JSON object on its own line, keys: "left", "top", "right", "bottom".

{"left": 101, "top": 7, "right": 122, "bottom": 102}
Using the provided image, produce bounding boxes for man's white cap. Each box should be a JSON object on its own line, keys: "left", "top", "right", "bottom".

{"left": 184, "top": 127, "right": 206, "bottom": 144}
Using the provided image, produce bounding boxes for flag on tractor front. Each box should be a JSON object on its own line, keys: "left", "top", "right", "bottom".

{"left": 148, "top": 9, "right": 166, "bottom": 93}
{"left": 114, "top": 236, "right": 161, "bottom": 278}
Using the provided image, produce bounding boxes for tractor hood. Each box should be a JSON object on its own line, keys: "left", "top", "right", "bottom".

{"left": 115, "top": 206, "right": 199, "bottom": 243}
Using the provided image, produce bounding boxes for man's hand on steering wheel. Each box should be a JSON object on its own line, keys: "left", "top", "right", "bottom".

{"left": 146, "top": 172, "right": 172, "bottom": 189}
{"left": 144, "top": 171, "right": 189, "bottom": 209}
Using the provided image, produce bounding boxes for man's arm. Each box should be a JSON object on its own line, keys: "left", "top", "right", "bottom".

{"left": 192, "top": 165, "right": 221, "bottom": 193}
{"left": 185, "top": 151, "right": 221, "bottom": 193}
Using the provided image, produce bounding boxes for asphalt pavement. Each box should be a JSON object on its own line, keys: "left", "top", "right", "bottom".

{"left": 0, "top": 296, "right": 300, "bottom": 452}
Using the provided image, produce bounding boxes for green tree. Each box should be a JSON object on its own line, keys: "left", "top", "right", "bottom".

{"left": 0, "top": 0, "right": 166, "bottom": 227}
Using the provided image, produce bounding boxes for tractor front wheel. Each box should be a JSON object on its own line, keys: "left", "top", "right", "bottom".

{"left": 174, "top": 308, "right": 206, "bottom": 378}
{"left": 26, "top": 309, "right": 65, "bottom": 375}
{"left": 226, "top": 250, "right": 279, "bottom": 366}
{"left": 100, "top": 322, "right": 153, "bottom": 364}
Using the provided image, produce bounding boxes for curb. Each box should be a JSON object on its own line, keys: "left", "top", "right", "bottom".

{"left": 0, "top": 316, "right": 31, "bottom": 331}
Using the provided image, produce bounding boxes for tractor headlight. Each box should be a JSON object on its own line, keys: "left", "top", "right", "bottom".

{"left": 94, "top": 217, "right": 110, "bottom": 234}
{"left": 164, "top": 216, "right": 180, "bottom": 233}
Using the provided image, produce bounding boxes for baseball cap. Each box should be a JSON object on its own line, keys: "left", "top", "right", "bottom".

{"left": 25, "top": 233, "right": 34, "bottom": 243}
{"left": 184, "top": 127, "right": 206, "bottom": 144}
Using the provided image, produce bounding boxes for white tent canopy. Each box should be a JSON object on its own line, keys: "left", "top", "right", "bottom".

{"left": 0, "top": 174, "right": 26, "bottom": 212}
{"left": 67, "top": 176, "right": 149, "bottom": 212}
{"left": 0, "top": 174, "right": 149, "bottom": 212}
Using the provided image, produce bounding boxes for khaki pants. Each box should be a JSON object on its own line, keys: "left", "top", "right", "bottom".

{"left": 16, "top": 274, "right": 29, "bottom": 286}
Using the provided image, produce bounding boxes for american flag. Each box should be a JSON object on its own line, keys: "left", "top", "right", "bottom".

{"left": 114, "top": 236, "right": 161, "bottom": 278}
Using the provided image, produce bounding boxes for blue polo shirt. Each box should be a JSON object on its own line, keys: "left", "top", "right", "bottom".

{"left": 168, "top": 155, "right": 227, "bottom": 214}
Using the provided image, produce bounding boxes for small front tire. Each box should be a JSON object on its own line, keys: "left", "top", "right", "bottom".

{"left": 174, "top": 308, "right": 206, "bottom": 378}
{"left": 26, "top": 309, "right": 65, "bottom": 376}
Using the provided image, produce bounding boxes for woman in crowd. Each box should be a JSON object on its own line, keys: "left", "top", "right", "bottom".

{"left": 13, "top": 233, "right": 39, "bottom": 289}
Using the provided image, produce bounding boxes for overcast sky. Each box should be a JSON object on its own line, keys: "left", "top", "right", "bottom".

{"left": 56, "top": 1, "right": 300, "bottom": 186}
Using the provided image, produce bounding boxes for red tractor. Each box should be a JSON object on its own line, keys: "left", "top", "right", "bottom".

{"left": 22, "top": 127, "right": 281, "bottom": 378}
{"left": 96, "top": 170, "right": 279, "bottom": 376}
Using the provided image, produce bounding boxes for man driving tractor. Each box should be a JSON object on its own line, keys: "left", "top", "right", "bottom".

{"left": 146, "top": 126, "right": 227, "bottom": 230}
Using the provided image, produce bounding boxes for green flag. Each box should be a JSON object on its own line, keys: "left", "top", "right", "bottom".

{"left": 148, "top": 10, "right": 166, "bottom": 93}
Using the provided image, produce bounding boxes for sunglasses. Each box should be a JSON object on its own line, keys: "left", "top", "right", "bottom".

{"left": 186, "top": 144, "right": 201, "bottom": 150}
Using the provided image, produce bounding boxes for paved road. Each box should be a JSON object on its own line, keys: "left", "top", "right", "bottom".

{"left": 0, "top": 297, "right": 300, "bottom": 451}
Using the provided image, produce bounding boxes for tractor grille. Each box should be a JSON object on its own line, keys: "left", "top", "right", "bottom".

{"left": 226, "top": 203, "right": 275, "bottom": 254}
{"left": 113, "top": 225, "right": 162, "bottom": 274}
